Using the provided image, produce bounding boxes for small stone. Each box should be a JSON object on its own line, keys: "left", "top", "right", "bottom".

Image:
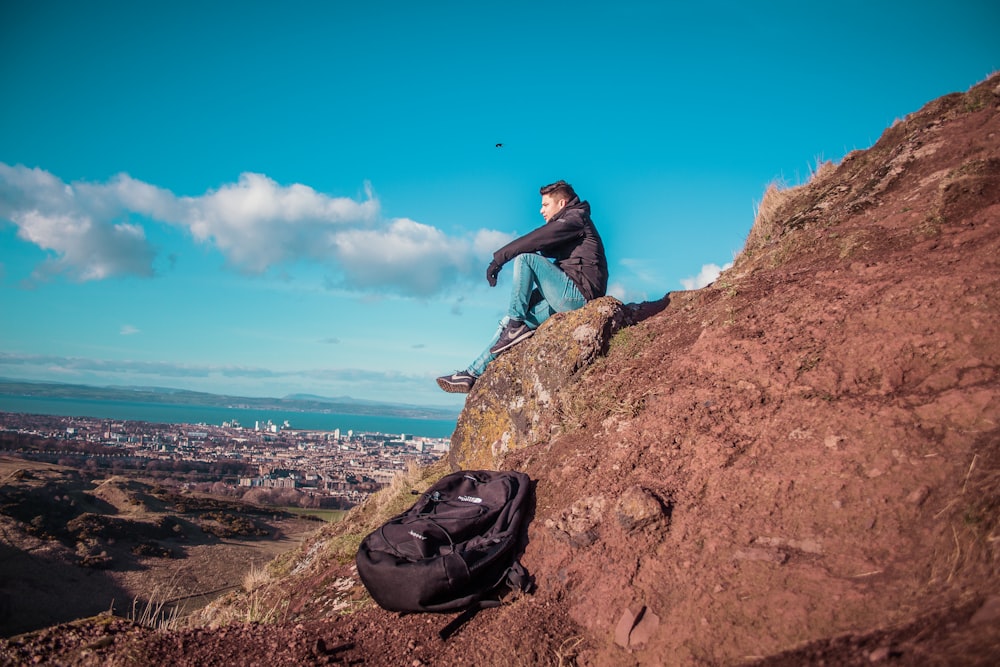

{"left": 790, "top": 538, "right": 823, "bottom": 554}
{"left": 734, "top": 548, "right": 788, "bottom": 564}
{"left": 615, "top": 486, "right": 666, "bottom": 532}
{"left": 629, "top": 607, "right": 659, "bottom": 647}
{"left": 824, "top": 435, "right": 844, "bottom": 450}
{"left": 552, "top": 495, "right": 607, "bottom": 547}
{"left": 614, "top": 606, "right": 641, "bottom": 648}
{"left": 906, "top": 485, "right": 930, "bottom": 506}
{"left": 868, "top": 645, "right": 891, "bottom": 662}
{"left": 570, "top": 529, "right": 599, "bottom": 548}
{"left": 611, "top": 604, "right": 661, "bottom": 649}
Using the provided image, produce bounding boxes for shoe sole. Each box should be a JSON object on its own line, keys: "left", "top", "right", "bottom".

{"left": 437, "top": 378, "right": 473, "bottom": 394}
{"left": 489, "top": 329, "right": 534, "bottom": 355}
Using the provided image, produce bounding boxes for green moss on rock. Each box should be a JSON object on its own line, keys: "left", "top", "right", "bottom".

{"left": 448, "top": 297, "right": 633, "bottom": 470}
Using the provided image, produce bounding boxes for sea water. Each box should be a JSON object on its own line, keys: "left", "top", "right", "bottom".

{"left": 0, "top": 395, "right": 458, "bottom": 439}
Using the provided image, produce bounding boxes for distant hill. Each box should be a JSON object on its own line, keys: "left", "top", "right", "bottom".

{"left": 282, "top": 393, "right": 388, "bottom": 406}
{"left": 0, "top": 378, "right": 459, "bottom": 421}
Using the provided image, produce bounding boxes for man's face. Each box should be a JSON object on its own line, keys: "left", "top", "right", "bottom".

{"left": 540, "top": 194, "right": 566, "bottom": 222}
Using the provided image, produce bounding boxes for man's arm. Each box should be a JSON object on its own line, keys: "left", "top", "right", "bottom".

{"left": 491, "top": 214, "right": 585, "bottom": 267}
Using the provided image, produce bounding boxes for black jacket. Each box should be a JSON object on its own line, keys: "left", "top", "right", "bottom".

{"left": 492, "top": 197, "right": 608, "bottom": 301}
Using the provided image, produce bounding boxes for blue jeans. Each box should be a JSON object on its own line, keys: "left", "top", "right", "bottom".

{"left": 468, "top": 254, "right": 586, "bottom": 376}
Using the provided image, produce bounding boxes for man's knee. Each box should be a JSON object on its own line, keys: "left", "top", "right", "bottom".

{"left": 513, "top": 253, "right": 543, "bottom": 268}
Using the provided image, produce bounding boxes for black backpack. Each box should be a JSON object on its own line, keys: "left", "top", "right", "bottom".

{"left": 356, "top": 470, "right": 533, "bottom": 633}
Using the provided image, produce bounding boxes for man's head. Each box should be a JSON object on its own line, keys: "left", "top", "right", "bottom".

{"left": 539, "top": 180, "right": 577, "bottom": 222}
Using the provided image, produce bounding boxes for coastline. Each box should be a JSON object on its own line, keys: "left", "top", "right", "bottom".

{"left": 0, "top": 394, "right": 458, "bottom": 439}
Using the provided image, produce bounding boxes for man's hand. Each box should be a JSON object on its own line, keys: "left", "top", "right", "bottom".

{"left": 486, "top": 261, "right": 502, "bottom": 287}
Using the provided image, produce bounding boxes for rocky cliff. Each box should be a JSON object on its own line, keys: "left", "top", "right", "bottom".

{"left": 4, "top": 74, "right": 999, "bottom": 667}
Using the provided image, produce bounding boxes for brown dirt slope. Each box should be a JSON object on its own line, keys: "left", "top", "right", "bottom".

{"left": 0, "top": 459, "right": 316, "bottom": 640}
{"left": 2, "top": 74, "right": 998, "bottom": 666}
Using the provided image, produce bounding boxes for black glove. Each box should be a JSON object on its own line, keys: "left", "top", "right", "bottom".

{"left": 486, "top": 260, "right": 502, "bottom": 287}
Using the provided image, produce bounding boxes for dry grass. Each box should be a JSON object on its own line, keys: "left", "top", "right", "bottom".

{"left": 742, "top": 159, "right": 838, "bottom": 257}
{"left": 744, "top": 180, "right": 794, "bottom": 254}
{"left": 927, "top": 451, "right": 1000, "bottom": 589}
{"left": 336, "top": 459, "right": 451, "bottom": 545}
{"left": 556, "top": 385, "right": 650, "bottom": 433}
{"left": 242, "top": 561, "right": 272, "bottom": 592}
{"left": 241, "top": 591, "right": 289, "bottom": 624}
{"left": 194, "top": 563, "right": 290, "bottom": 627}
{"left": 368, "top": 461, "right": 431, "bottom": 519}
{"left": 553, "top": 635, "right": 585, "bottom": 666}
{"left": 128, "top": 582, "right": 182, "bottom": 631}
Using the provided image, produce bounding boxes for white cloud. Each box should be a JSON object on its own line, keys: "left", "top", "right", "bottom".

{"left": 0, "top": 164, "right": 157, "bottom": 282}
{"left": 177, "top": 172, "right": 380, "bottom": 273}
{"left": 680, "top": 262, "right": 733, "bottom": 290}
{"left": 120, "top": 324, "right": 140, "bottom": 336}
{"left": 330, "top": 217, "right": 474, "bottom": 296}
{"left": 0, "top": 163, "right": 509, "bottom": 296}
{"left": 473, "top": 229, "right": 515, "bottom": 257}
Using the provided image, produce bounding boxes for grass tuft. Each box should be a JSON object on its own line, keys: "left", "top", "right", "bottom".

{"left": 128, "top": 583, "right": 182, "bottom": 631}
{"left": 744, "top": 181, "right": 793, "bottom": 253}
{"left": 742, "top": 158, "right": 838, "bottom": 258}
{"left": 554, "top": 635, "right": 585, "bottom": 666}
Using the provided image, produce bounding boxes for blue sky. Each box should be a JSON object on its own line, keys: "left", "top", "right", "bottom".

{"left": 1, "top": 1, "right": 996, "bottom": 408}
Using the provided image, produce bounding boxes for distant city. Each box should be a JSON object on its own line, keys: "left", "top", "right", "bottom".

{"left": 0, "top": 410, "right": 450, "bottom": 508}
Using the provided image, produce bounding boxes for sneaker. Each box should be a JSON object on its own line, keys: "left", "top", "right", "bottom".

{"left": 436, "top": 370, "right": 476, "bottom": 393}
{"left": 489, "top": 319, "right": 534, "bottom": 355}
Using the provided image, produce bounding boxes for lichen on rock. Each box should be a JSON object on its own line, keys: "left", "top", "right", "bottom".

{"left": 448, "top": 296, "right": 634, "bottom": 471}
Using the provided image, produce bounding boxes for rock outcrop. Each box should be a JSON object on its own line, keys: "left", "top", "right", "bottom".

{"left": 448, "top": 296, "right": 634, "bottom": 471}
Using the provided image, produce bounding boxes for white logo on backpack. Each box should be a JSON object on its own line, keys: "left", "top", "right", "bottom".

{"left": 458, "top": 495, "right": 483, "bottom": 504}
{"left": 409, "top": 530, "right": 427, "bottom": 540}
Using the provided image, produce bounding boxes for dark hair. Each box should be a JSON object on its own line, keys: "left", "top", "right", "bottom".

{"left": 539, "top": 180, "right": 577, "bottom": 203}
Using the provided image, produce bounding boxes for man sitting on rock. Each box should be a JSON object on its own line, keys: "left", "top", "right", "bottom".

{"left": 437, "top": 180, "right": 608, "bottom": 393}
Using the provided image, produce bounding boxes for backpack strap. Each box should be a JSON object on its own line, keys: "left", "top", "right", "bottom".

{"left": 505, "top": 561, "right": 534, "bottom": 594}
{"left": 437, "top": 562, "right": 533, "bottom": 641}
{"left": 438, "top": 605, "right": 477, "bottom": 640}
{"left": 438, "top": 600, "right": 500, "bottom": 640}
